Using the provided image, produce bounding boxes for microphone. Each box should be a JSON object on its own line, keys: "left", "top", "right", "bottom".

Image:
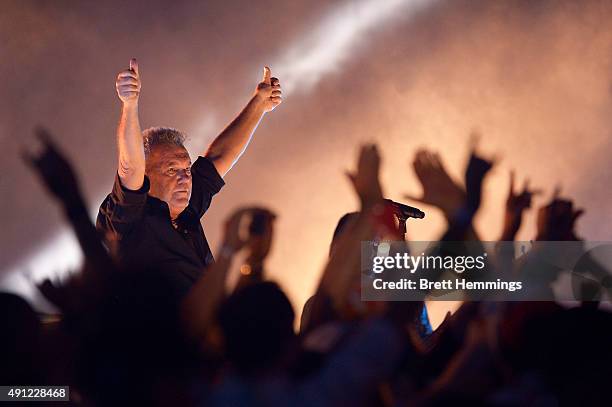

{"left": 385, "top": 199, "right": 425, "bottom": 220}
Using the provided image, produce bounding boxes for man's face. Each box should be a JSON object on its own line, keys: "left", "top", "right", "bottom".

{"left": 146, "top": 144, "right": 192, "bottom": 219}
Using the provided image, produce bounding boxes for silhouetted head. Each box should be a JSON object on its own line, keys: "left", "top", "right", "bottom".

{"left": 218, "top": 282, "right": 295, "bottom": 376}
{"left": 143, "top": 127, "right": 192, "bottom": 219}
{"left": 75, "top": 266, "right": 197, "bottom": 405}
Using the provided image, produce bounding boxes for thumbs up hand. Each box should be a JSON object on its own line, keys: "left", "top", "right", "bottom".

{"left": 253, "top": 66, "right": 282, "bottom": 113}
{"left": 116, "top": 58, "right": 141, "bottom": 105}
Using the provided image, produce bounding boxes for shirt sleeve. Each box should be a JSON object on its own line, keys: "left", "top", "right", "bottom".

{"left": 96, "top": 174, "right": 150, "bottom": 241}
{"left": 187, "top": 156, "right": 225, "bottom": 218}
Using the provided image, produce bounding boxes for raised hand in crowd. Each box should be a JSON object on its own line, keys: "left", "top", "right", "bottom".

{"left": 237, "top": 208, "right": 277, "bottom": 289}
{"left": 22, "top": 128, "right": 84, "bottom": 211}
{"left": 441, "top": 138, "right": 495, "bottom": 241}
{"left": 182, "top": 207, "right": 275, "bottom": 340}
{"left": 501, "top": 171, "right": 541, "bottom": 240}
{"left": 535, "top": 189, "right": 584, "bottom": 241}
{"left": 404, "top": 149, "right": 465, "bottom": 220}
{"left": 464, "top": 140, "right": 495, "bottom": 215}
{"left": 346, "top": 143, "right": 384, "bottom": 210}
{"left": 22, "top": 128, "right": 116, "bottom": 314}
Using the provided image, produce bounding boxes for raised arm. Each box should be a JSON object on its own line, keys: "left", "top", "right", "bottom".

{"left": 205, "top": 67, "right": 282, "bottom": 177}
{"left": 115, "top": 58, "right": 145, "bottom": 190}
{"left": 182, "top": 207, "right": 261, "bottom": 340}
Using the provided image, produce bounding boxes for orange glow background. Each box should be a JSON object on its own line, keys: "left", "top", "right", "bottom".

{"left": 1, "top": 0, "right": 611, "bottom": 326}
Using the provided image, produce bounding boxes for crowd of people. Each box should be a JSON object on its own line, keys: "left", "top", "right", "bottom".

{"left": 2, "top": 60, "right": 611, "bottom": 406}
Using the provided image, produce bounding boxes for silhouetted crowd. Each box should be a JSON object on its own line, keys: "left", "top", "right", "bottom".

{"left": 2, "top": 130, "right": 612, "bottom": 406}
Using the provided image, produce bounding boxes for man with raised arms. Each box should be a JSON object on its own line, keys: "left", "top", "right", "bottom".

{"left": 97, "top": 58, "right": 282, "bottom": 295}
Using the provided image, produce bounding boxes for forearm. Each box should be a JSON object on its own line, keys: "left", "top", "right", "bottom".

{"left": 182, "top": 249, "right": 234, "bottom": 339}
{"left": 205, "top": 96, "right": 266, "bottom": 176}
{"left": 62, "top": 194, "right": 116, "bottom": 274}
{"left": 321, "top": 213, "right": 375, "bottom": 314}
{"left": 116, "top": 103, "right": 145, "bottom": 190}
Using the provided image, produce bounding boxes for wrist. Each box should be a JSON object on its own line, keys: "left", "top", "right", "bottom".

{"left": 245, "top": 260, "right": 264, "bottom": 272}
{"left": 122, "top": 100, "right": 139, "bottom": 111}
{"left": 63, "top": 197, "right": 88, "bottom": 219}
{"left": 249, "top": 94, "right": 267, "bottom": 115}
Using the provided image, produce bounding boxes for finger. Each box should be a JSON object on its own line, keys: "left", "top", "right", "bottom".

{"left": 129, "top": 58, "right": 139, "bottom": 76}
{"left": 468, "top": 131, "right": 481, "bottom": 154}
{"left": 552, "top": 184, "right": 562, "bottom": 200}
{"left": 119, "top": 85, "right": 140, "bottom": 92}
{"left": 20, "top": 148, "right": 38, "bottom": 168}
{"left": 572, "top": 208, "right": 585, "bottom": 223}
{"left": 418, "top": 150, "right": 429, "bottom": 165}
{"left": 271, "top": 84, "right": 281, "bottom": 90}
{"left": 254, "top": 208, "right": 277, "bottom": 221}
{"left": 262, "top": 66, "right": 271, "bottom": 85}
{"left": 117, "top": 71, "right": 138, "bottom": 80}
{"left": 118, "top": 83, "right": 140, "bottom": 90}
{"left": 270, "top": 96, "right": 282, "bottom": 103}
{"left": 345, "top": 171, "right": 357, "bottom": 188}
{"left": 413, "top": 155, "right": 427, "bottom": 174}
{"left": 553, "top": 200, "right": 572, "bottom": 215}
{"left": 117, "top": 78, "right": 139, "bottom": 86}
{"left": 271, "top": 90, "right": 282, "bottom": 97}
{"left": 270, "top": 77, "right": 279, "bottom": 86}
{"left": 34, "top": 126, "right": 53, "bottom": 144}
{"left": 358, "top": 144, "right": 372, "bottom": 161}
{"left": 371, "top": 144, "right": 380, "bottom": 158}
{"left": 225, "top": 208, "right": 250, "bottom": 229}
{"left": 415, "top": 150, "right": 428, "bottom": 167}
{"left": 431, "top": 152, "right": 444, "bottom": 170}
{"left": 422, "top": 151, "right": 435, "bottom": 168}
{"left": 34, "top": 127, "right": 61, "bottom": 154}
{"left": 117, "top": 75, "right": 139, "bottom": 83}
{"left": 253, "top": 209, "right": 277, "bottom": 225}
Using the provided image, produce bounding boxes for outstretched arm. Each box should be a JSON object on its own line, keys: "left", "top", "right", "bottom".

{"left": 181, "top": 207, "right": 271, "bottom": 340}
{"left": 205, "top": 67, "right": 282, "bottom": 177}
{"left": 181, "top": 209, "right": 247, "bottom": 340}
{"left": 115, "top": 58, "right": 145, "bottom": 190}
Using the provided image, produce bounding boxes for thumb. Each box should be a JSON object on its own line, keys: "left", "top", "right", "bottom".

{"left": 130, "top": 58, "right": 139, "bottom": 76}
{"left": 262, "top": 66, "right": 271, "bottom": 85}
{"left": 572, "top": 208, "right": 585, "bottom": 223}
{"left": 508, "top": 170, "right": 515, "bottom": 196}
{"left": 20, "top": 148, "right": 37, "bottom": 168}
{"left": 345, "top": 171, "right": 357, "bottom": 188}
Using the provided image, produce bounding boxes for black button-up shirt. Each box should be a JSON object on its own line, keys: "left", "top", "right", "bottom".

{"left": 96, "top": 156, "right": 224, "bottom": 296}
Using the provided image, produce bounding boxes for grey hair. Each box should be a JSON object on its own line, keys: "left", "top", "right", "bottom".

{"left": 142, "top": 127, "right": 187, "bottom": 158}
